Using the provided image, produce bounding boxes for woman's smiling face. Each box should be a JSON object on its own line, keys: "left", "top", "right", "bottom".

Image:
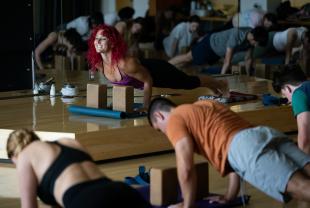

{"left": 94, "top": 29, "right": 110, "bottom": 53}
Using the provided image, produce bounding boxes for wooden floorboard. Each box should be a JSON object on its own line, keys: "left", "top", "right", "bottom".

{"left": 1, "top": 152, "right": 309, "bottom": 208}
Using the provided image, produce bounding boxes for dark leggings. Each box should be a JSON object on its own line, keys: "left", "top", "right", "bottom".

{"left": 140, "top": 58, "right": 201, "bottom": 89}
{"left": 63, "top": 178, "right": 150, "bottom": 208}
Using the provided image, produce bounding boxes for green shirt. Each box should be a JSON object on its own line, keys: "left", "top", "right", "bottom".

{"left": 292, "top": 82, "right": 310, "bottom": 116}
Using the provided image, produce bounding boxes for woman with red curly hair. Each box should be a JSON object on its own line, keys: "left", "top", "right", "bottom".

{"left": 87, "top": 24, "right": 228, "bottom": 108}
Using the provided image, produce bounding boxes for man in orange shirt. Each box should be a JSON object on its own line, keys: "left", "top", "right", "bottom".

{"left": 148, "top": 98, "right": 310, "bottom": 207}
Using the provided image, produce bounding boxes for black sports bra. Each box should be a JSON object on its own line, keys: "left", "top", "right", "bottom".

{"left": 37, "top": 141, "right": 93, "bottom": 205}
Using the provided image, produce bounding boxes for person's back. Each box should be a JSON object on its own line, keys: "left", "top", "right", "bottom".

{"left": 66, "top": 12, "right": 104, "bottom": 41}
{"left": 7, "top": 129, "right": 150, "bottom": 208}
{"left": 163, "top": 22, "right": 192, "bottom": 57}
{"left": 210, "top": 27, "right": 252, "bottom": 57}
{"left": 166, "top": 100, "right": 252, "bottom": 175}
{"left": 232, "top": 9, "right": 265, "bottom": 28}
{"left": 17, "top": 139, "right": 103, "bottom": 206}
{"left": 66, "top": 16, "right": 90, "bottom": 37}
{"left": 273, "top": 27, "right": 308, "bottom": 52}
{"left": 163, "top": 15, "right": 200, "bottom": 58}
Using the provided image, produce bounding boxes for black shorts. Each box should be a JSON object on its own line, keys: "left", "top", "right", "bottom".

{"left": 140, "top": 58, "right": 200, "bottom": 89}
{"left": 191, "top": 33, "right": 220, "bottom": 65}
{"left": 63, "top": 178, "right": 150, "bottom": 208}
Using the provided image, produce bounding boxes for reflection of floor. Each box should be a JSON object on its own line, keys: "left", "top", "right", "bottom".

{"left": 0, "top": 74, "right": 297, "bottom": 162}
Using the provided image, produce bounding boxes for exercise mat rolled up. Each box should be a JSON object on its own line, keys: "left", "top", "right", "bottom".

{"left": 68, "top": 105, "right": 146, "bottom": 119}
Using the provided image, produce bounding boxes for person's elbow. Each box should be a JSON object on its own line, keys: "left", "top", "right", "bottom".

{"left": 34, "top": 48, "right": 41, "bottom": 58}
{"left": 179, "top": 164, "right": 194, "bottom": 183}
{"left": 144, "top": 77, "right": 153, "bottom": 88}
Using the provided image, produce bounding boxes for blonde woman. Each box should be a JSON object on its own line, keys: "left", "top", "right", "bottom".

{"left": 7, "top": 129, "right": 149, "bottom": 208}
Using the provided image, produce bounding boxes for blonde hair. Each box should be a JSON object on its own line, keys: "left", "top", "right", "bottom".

{"left": 6, "top": 129, "right": 40, "bottom": 159}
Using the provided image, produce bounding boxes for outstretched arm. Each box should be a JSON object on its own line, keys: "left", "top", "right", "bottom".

{"left": 285, "top": 29, "right": 298, "bottom": 64}
{"left": 208, "top": 172, "right": 240, "bottom": 204}
{"left": 244, "top": 48, "right": 254, "bottom": 76}
{"left": 35, "top": 32, "right": 58, "bottom": 70}
{"left": 221, "top": 48, "right": 234, "bottom": 74}
{"left": 168, "top": 51, "right": 193, "bottom": 68}
{"left": 225, "top": 172, "right": 240, "bottom": 201}
{"left": 297, "top": 112, "right": 310, "bottom": 154}
{"left": 17, "top": 155, "right": 38, "bottom": 208}
{"left": 122, "top": 57, "right": 153, "bottom": 108}
{"left": 173, "top": 136, "right": 196, "bottom": 208}
{"left": 169, "top": 38, "right": 178, "bottom": 58}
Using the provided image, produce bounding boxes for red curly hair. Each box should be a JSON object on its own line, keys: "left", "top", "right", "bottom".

{"left": 87, "top": 24, "right": 127, "bottom": 71}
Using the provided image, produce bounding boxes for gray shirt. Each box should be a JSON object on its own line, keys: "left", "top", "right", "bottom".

{"left": 210, "top": 27, "right": 252, "bottom": 57}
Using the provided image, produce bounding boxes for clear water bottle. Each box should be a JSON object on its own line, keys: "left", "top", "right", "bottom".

{"left": 89, "top": 70, "right": 95, "bottom": 81}
{"left": 50, "top": 83, "right": 56, "bottom": 97}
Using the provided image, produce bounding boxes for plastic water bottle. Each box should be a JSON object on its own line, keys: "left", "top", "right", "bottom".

{"left": 50, "top": 84, "right": 56, "bottom": 97}
{"left": 33, "top": 83, "right": 39, "bottom": 95}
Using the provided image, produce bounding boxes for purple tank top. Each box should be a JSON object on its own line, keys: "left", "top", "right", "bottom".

{"left": 110, "top": 69, "right": 144, "bottom": 90}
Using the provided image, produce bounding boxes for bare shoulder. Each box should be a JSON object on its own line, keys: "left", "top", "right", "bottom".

{"left": 122, "top": 56, "right": 141, "bottom": 73}
{"left": 115, "top": 21, "right": 127, "bottom": 34}
{"left": 46, "top": 32, "right": 58, "bottom": 41}
{"left": 18, "top": 140, "right": 45, "bottom": 160}
{"left": 115, "top": 21, "right": 126, "bottom": 28}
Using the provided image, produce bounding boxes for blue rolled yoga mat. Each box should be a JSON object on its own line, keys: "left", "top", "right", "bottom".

{"left": 68, "top": 105, "right": 145, "bottom": 119}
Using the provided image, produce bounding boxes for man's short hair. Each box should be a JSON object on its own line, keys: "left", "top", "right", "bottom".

{"left": 272, "top": 64, "right": 307, "bottom": 93}
{"left": 251, "top": 26, "right": 269, "bottom": 47}
{"left": 88, "top": 12, "right": 104, "bottom": 28}
{"left": 118, "top": 6, "right": 135, "bottom": 21}
{"left": 147, "top": 97, "right": 176, "bottom": 126}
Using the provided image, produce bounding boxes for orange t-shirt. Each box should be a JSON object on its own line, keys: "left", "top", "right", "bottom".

{"left": 166, "top": 100, "right": 252, "bottom": 176}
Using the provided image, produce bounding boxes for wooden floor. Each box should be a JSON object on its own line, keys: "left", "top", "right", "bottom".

{"left": 0, "top": 72, "right": 297, "bottom": 161}
{"left": 0, "top": 70, "right": 306, "bottom": 207}
{"left": 1, "top": 152, "right": 310, "bottom": 208}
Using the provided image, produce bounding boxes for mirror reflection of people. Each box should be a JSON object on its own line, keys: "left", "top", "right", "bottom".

{"left": 87, "top": 24, "right": 228, "bottom": 109}
{"left": 66, "top": 11, "right": 104, "bottom": 41}
{"left": 115, "top": 17, "right": 146, "bottom": 57}
{"left": 154, "top": 6, "right": 178, "bottom": 50}
{"left": 272, "top": 27, "right": 309, "bottom": 66}
{"left": 34, "top": 28, "right": 86, "bottom": 70}
{"left": 216, "top": 9, "right": 277, "bottom": 32}
{"left": 169, "top": 26, "right": 269, "bottom": 75}
{"left": 7, "top": 128, "right": 150, "bottom": 208}
{"left": 163, "top": 15, "right": 201, "bottom": 58}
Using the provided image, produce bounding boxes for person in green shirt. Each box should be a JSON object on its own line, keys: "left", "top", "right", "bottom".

{"left": 273, "top": 64, "right": 310, "bottom": 154}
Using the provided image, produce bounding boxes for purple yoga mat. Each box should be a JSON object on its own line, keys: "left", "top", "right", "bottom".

{"left": 136, "top": 185, "right": 250, "bottom": 208}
